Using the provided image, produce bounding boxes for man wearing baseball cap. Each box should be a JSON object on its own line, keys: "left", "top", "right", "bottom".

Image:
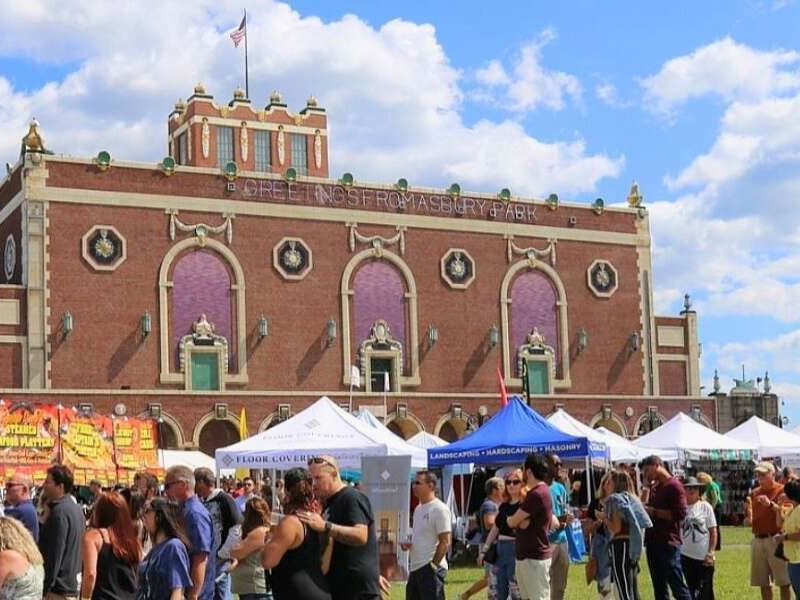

{"left": 746, "top": 461, "right": 791, "bottom": 600}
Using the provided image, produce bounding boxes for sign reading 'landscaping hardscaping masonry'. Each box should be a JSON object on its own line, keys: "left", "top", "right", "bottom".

{"left": 233, "top": 179, "right": 539, "bottom": 223}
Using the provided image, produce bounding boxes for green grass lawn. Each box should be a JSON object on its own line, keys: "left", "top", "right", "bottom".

{"left": 389, "top": 526, "right": 763, "bottom": 599}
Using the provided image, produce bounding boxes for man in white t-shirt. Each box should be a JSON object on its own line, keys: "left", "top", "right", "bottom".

{"left": 680, "top": 476, "right": 718, "bottom": 600}
{"left": 400, "top": 470, "right": 452, "bottom": 600}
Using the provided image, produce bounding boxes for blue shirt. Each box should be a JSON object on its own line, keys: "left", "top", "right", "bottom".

{"left": 182, "top": 495, "right": 216, "bottom": 600}
{"left": 137, "top": 538, "right": 192, "bottom": 600}
{"left": 549, "top": 481, "right": 568, "bottom": 544}
{"left": 6, "top": 499, "right": 39, "bottom": 542}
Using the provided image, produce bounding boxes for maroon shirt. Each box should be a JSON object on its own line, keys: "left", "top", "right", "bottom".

{"left": 515, "top": 482, "right": 554, "bottom": 560}
{"left": 644, "top": 476, "right": 688, "bottom": 546}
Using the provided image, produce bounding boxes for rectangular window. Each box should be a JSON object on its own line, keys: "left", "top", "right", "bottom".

{"left": 291, "top": 134, "right": 307, "bottom": 175}
{"left": 190, "top": 352, "right": 220, "bottom": 391}
{"left": 217, "top": 126, "right": 234, "bottom": 167}
{"left": 370, "top": 357, "right": 393, "bottom": 392}
{"left": 177, "top": 133, "right": 187, "bottom": 165}
{"left": 255, "top": 130, "right": 271, "bottom": 172}
{"left": 525, "top": 359, "right": 550, "bottom": 394}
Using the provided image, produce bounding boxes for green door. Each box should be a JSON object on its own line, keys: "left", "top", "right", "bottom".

{"left": 191, "top": 352, "right": 220, "bottom": 390}
{"left": 525, "top": 360, "right": 550, "bottom": 395}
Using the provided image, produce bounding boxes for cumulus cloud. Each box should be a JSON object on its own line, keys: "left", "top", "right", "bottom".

{"left": 472, "top": 29, "right": 582, "bottom": 113}
{"left": 0, "top": 1, "right": 619, "bottom": 197}
{"left": 641, "top": 37, "right": 800, "bottom": 116}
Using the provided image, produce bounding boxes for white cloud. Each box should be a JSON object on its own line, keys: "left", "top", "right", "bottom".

{"left": 472, "top": 29, "right": 582, "bottom": 113}
{"left": 0, "top": 1, "right": 619, "bottom": 197}
{"left": 641, "top": 37, "right": 800, "bottom": 116}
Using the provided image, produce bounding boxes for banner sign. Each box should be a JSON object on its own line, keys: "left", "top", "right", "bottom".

{"left": 361, "top": 455, "right": 412, "bottom": 582}
{"left": 61, "top": 410, "right": 116, "bottom": 485}
{"left": 0, "top": 404, "right": 58, "bottom": 468}
{"left": 114, "top": 418, "right": 159, "bottom": 472}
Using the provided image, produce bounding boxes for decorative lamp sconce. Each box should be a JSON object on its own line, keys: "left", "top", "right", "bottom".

{"left": 498, "top": 188, "right": 512, "bottom": 202}
{"left": 258, "top": 314, "right": 269, "bottom": 339}
{"left": 93, "top": 150, "right": 111, "bottom": 172}
{"left": 628, "top": 331, "right": 641, "bottom": 352}
{"left": 326, "top": 318, "right": 337, "bottom": 347}
{"left": 489, "top": 325, "right": 499, "bottom": 348}
{"left": 427, "top": 325, "right": 439, "bottom": 347}
{"left": 577, "top": 327, "right": 589, "bottom": 354}
{"left": 339, "top": 172, "right": 354, "bottom": 186}
{"left": 592, "top": 198, "right": 604, "bottom": 215}
{"left": 395, "top": 178, "right": 409, "bottom": 192}
{"left": 222, "top": 161, "right": 238, "bottom": 182}
{"left": 160, "top": 156, "right": 176, "bottom": 176}
{"left": 140, "top": 312, "right": 152, "bottom": 338}
{"left": 284, "top": 167, "right": 297, "bottom": 182}
{"left": 447, "top": 183, "right": 461, "bottom": 197}
{"left": 546, "top": 193, "right": 559, "bottom": 211}
{"left": 62, "top": 311, "right": 74, "bottom": 336}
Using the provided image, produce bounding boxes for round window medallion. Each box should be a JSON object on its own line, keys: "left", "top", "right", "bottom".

{"left": 3, "top": 235, "right": 15, "bottom": 281}
{"left": 587, "top": 259, "right": 618, "bottom": 298}
{"left": 82, "top": 225, "right": 127, "bottom": 271}
{"left": 273, "top": 237, "right": 313, "bottom": 280}
{"left": 440, "top": 248, "right": 476, "bottom": 289}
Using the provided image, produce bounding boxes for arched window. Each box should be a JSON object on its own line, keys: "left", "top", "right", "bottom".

{"left": 500, "top": 259, "right": 571, "bottom": 392}
{"left": 158, "top": 238, "right": 248, "bottom": 389}
{"left": 341, "top": 248, "right": 420, "bottom": 390}
{"left": 171, "top": 250, "right": 235, "bottom": 370}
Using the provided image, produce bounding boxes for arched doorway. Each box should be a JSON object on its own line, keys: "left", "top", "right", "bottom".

{"left": 436, "top": 418, "right": 469, "bottom": 442}
{"left": 590, "top": 411, "right": 627, "bottom": 437}
{"left": 386, "top": 415, "right": 422, "bottom": 440}
{"left": 197, "top": 419, "right": 240, "bottom": 456}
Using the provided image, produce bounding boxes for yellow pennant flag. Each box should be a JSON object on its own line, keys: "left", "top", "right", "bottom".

{"left": 235, "top": 407, "right": 249, "bottom": 480}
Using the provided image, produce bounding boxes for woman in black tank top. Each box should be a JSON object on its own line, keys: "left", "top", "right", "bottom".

{"left": 262, "top": 468, "right": 331, "bottom": 600}
{"left": 80, "top": 492, "right": 141, "bottom": 600}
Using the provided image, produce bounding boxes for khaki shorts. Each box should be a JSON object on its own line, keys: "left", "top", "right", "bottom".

{"left": 516, "top": 557, "right": 552, "bottom": 600}
{"left": 751, "top": 536, "right": 790, "bottom": 587}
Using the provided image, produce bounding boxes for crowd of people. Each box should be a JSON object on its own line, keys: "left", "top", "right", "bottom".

{"left": 4, "top": 455, "right": 800, "bottom": 600}
{"left": 0, "top": 457, "right": 422, "bottom": 600}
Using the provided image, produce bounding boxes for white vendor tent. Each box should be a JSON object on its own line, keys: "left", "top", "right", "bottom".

{"left": 546, "top": 409, "right": 610, "bottom": 463}
{"left": 594, "top": 426, "right": 679, "bottom": 463}
{"left": 215, "top": 396, "right": 416, "bottom": 470}
{"left": 407, "top": 431, "right": 449, "bottom": 450}
{"left": 160, "top": 449, "right": 234, "bottom": 476}
{"left": 354, "top": 409, "right": 428, "bottom": 468}
{"left": 725, "top": 415, "right": 800, "bottom": 458}
{"left": 634, "top": 412, "right": 757, "bottom": 460}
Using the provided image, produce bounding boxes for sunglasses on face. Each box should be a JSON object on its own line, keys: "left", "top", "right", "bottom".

{"left": 506, "top": 479, "right": 522, "bottom": 485}
{"left": 308, "top": 456, "right": 337, "bottom": 471}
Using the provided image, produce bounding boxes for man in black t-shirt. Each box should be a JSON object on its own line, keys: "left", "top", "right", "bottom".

{"left": 298, "top": 455, "right": 383, "bottom": 600}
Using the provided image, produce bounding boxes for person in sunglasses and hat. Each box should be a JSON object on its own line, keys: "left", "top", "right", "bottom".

{"left": 680, "top": 476, "right": 717, "bottom": 600}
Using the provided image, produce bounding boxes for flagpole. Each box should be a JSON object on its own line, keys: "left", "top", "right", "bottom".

{"left": 244, "top": 9, "right": 250, "bottom": 99}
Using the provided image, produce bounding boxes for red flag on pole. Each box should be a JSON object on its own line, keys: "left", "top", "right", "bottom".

{"left": 497, "top": 366, "right": 508, "bottom": 407}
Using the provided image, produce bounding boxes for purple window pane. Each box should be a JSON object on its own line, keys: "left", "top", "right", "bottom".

{"left": 352, "top": 261, "right": 407, "bottom": 369}
{"left": 510, "top": 271, "right": 559, "bottom": 369}
{"left": 171, "top": 250, "right": 235, "bottom": 369}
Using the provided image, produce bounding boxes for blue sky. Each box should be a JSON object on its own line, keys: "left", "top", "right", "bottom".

{"left": 1, "top": 1, "right": 800, "bottom": 426}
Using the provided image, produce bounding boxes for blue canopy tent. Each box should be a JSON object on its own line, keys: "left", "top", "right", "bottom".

{"left": 428, "top": 397, "right": 607, "bottom": 467}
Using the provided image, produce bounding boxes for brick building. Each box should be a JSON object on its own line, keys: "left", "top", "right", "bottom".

{"left": 0, "top": 84, "right": 713, "bottom": 455}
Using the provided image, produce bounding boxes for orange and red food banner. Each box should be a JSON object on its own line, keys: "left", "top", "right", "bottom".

{"left": 0, "top": 402, "right": 160, "bottom": 486}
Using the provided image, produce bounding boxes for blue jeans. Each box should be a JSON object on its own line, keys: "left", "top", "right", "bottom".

{"left": 788, "top": 563, "right": 800, "bottom": 597}
{"left": 646, "top": 543, "right": 691, "bottom": 600}
{"left": 214, "top": 571, "right": 232, "bottom": 600}
{"left": 495, "top": 540, "right": 521, "bottom": 600}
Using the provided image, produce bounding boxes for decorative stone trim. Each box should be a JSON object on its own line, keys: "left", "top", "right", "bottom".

{"left": 506, "top": 235, "right": 557, "bottom": 266}
{"left": 272, "top": 237, "right": 313, "bottom": 280}
{"left": 589, "top": 408, "right": 628, "bottom": 437}
{"left": 359, "top": 320, "right": 403, "bottom": 392}
{"left": 516, "top": 328, "right": 557, "bottom": 394}
{"left": 3, "top": 234, "right": 15, "bottom": 281}
{"left": 587, "top": 259, "right": 618, "bottom": 298}
{"left": 136, "top": 410, "right": 186, "bottom": 448}
{"left": 191, "top": 409, "right": 240, "bottom": 448}
{"left": 440, "top": 248, "right": 475, "bottom": 289}
{"left": 167, "top": 209, "right": 234, "bottom": 245}
{"left": 347, "top": 222, "right": 406, "bottom": 256}
{"left": 81, "top": 225, "right": 127, "bottom": 272}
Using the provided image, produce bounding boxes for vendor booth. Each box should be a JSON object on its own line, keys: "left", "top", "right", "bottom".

{"left": 354, "top": 409, "right": 428, "bottom": 469}
{"left": 725, "top": 415, "right": 800, "bottom": 458}
{"left": 635, "top": 412, "right": 758, "bottom": 521}
{"left": 593, "top": 426, "right": 679, "bottom": 463}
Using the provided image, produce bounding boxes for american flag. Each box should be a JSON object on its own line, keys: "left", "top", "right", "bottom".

{"left": 230, "top": 14, "right": 246, "bottom": 47}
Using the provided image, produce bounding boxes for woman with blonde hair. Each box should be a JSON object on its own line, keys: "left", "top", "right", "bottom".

{"left": 480, "top": 468, "right": 527, "bottom": 600}
{"left": 0, "top": 515, "right": 44, "bottom": 599}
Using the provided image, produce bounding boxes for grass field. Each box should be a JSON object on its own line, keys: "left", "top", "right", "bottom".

{"left": 388, "top": 526, "right": 765, "bottom": 599}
